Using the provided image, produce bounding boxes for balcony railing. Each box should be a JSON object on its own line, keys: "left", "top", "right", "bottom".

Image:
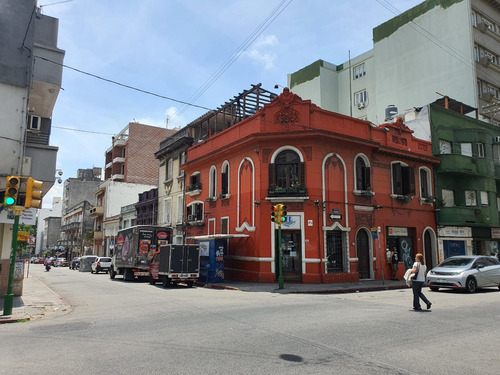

{"left": 89, "top": 206, "right": 104, "bottom": 217}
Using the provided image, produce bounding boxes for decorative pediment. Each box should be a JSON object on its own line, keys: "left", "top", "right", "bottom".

{"left": 273, "top": 88, "right": 301, "bottom": 125}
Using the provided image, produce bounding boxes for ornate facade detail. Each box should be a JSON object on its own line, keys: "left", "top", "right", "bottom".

{"left": 273, "top": 88, "right": 301, "bottom": 125}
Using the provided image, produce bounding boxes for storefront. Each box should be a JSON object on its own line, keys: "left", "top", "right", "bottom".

{"left": 437, "top": 226, "right": 472, "bottom": 260}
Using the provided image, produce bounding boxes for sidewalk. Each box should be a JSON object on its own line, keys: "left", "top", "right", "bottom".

{"left": 0, "top": 270, "right": 72, "bottom": 324}
{"left": 1, "top": 270, "right": 406, "bottom": 324}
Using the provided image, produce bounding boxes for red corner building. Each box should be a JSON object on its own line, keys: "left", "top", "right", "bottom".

{"left": 183, "top": 89, "right": 439, "bottom": 283}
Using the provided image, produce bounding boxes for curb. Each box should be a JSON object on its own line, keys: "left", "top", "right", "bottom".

{"left": 0, "top": 314, "right": 31, "bottom": 324}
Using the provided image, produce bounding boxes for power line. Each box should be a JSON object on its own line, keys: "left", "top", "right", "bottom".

{"left": 170, "top": 0, "right": 293, "bottom": 127}
{"left": 34, "top": 55, "right": 213, "bottom": 112}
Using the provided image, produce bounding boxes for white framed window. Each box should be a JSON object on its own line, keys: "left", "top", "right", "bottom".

{"left": 29, "top": 116, "right": 41, "bottom": 130}
{"left": 480, "top": 191, "right": 489, "bottom": 206}
{"left": 354, "top": 90, "right": 368, "bottom": 105}
{"left": 497, "top": 197, "right": 500, "bottom": 212}
{"left": 353, "top": 63, "right": 366, "bottom": 80}
{"left": 208, "top": 218, "right": 216, "bottom": 235}
{"left": 163, "top": 197, "right": 172, "bottom": 225}
{"left": 477, "top": 143, "right": 485, "bottom": 158}
{"left": 176, "top": 195, "right": 184, "bottom": 224}
{"left": 209, "top": 165, "right": 217, "bottom": 199}
{"left": 419, "top": 167, "right": 432, "bottom": 199}
{"left": 461, "top": 143, "right": 473, "bottom": 157}
{"left": 465, "top": 190, "right": 477, "bottom": 206}
{"left": 166, "top": 158, "right": 173, "bottom": 181}
{"left": 354, "top": 154, "right": 371, "bottom": 191}
{"left": 439, "top": 140, "right": 452, "bottom": 154}
{"left": 179, "top": 151, "right": 186, "bottom": 165}
{"left": 442, "top": 189, "right": 455, "bottom": 207}
{"left": 186, "top": 201, "right": 204, "bottom": 221}
{"left": 221, "top": 217, "right": 229, "bottom": 235}
{"left": 471, "top": 11, "right": 476, "bottom": 27}
{"left": 221, "top": 161, "right": 230, "bottom": 196}
{"left": 474, "top": 46, "right": 479, "bottom": 61}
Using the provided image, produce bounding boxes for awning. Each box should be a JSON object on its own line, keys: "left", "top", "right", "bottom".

{"left": 187, "top": 234, "right": 249, "bottom": 240}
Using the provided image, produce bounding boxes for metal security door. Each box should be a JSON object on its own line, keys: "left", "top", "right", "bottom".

{"left": 275, "top": 230, "right": 302, "bottom": 281}
{"left": 356, "top": 230, "right": 370, "bottom": 279}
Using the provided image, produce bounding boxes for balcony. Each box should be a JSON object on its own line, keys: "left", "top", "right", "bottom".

{"left": 113, "top": 156, "right": 125, "bottom": 164}
{"left": 111, "top": 174, "right": 125, "bottom": 181}
{"left": 89, "top": 206, "right": 104, "bottom": 218}
{"left": 436, "top": 206, "right": 496, "bottom": 226}
{"left": 61, "top": 222, "right": 82, "bottom": 231}
{"left": 94, "top": 231, "right": 103, "bottom": 240}
{"left": 186, "top": 183, "right": 202, "bottom": 196}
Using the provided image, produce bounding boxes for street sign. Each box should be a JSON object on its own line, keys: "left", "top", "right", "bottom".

{"left": 17, "top": 231, "right": 29, "bottom": 242}
{"left": 370, "top": 227, "right": 378, "bottom": 239}
{"left": 329, "top": 214, "right": 342, "bottom": 220}
{"left": 27, "top": 236, "right": 35, "bottom": 245}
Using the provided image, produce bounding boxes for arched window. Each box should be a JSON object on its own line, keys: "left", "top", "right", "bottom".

{"left": 354, "top": 155, "right": 371, "bottom": 191}
{"left": 269, "top": 150, "right": 304, "bottom": 189}
{"left": 419, "top": 167, "right": 431, "bottom": 199}
{"left": 221, "top": 161, "right": 229, "bottom": 195}
{"left": 209, "top": 166, "right": 217, "bottom": 199}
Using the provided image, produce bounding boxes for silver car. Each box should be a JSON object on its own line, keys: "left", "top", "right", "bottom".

{"left": 426, "top": 255, "right": 500, "bottom": 293}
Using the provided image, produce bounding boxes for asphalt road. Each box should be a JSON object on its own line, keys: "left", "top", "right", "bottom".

{"left": 1, "top": 265, "right": 499, "bottom": 375}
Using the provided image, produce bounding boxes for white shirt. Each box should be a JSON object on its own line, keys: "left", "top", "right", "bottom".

{"left": 413, "top": 262, "right": 427, "bottom": 282}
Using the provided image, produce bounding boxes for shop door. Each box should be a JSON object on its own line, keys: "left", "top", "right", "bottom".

{"left": 356, "top": 230, "right": 371, "bottom": 279}
{"left": 424, "top": 230, "right": 434, "bottom": 269}
{"left": 443, "top": 240, "right": 465, "bottom": 258}
{"left": 275, "top": 230, "right": 302, "bottom": 281}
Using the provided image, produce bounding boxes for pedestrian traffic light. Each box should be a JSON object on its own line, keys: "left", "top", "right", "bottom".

{"left": 4, "top": 176, "right": 20, "bottom": 206}
{"left": 25, "top": 177, "right": 43, "bottom": 208}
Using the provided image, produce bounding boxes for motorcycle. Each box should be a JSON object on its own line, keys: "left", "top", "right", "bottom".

{"left": 45, "top": 263, "right": 51, "bottom": 272}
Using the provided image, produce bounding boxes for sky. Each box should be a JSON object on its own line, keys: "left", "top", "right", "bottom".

{"left": 40, "top": 0, "right": 423, "bottom": 207}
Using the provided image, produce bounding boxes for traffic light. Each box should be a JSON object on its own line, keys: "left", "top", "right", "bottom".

{"left": 271, "top": 205, "right": 280, "bottom": 223}
{"left": 4, "top": 176, "right": 20, "bottom": 206}
{"left": 280, "top": 205, "right": 287, "bottom": 223}
{"left": 25, "top": 177, "right": 43, "bottom": 208}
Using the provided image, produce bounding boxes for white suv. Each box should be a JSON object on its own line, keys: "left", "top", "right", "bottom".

{"left": 91, "top": 257, "right": 112, "bottom": 274}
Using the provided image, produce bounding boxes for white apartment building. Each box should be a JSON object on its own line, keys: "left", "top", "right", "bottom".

{"left": 289, "top": 0, "right": 500, "bottom": 129}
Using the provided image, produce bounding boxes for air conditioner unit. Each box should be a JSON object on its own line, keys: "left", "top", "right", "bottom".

{"left": 357, "top": 102, "right": 365, "bottom": 109}
{"left": 494, "top": 136, "right": 500, "bottom": 143}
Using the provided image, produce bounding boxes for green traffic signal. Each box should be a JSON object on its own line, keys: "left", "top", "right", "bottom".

{"left": 4, "top": 196, "right": 15, "bottom": 205}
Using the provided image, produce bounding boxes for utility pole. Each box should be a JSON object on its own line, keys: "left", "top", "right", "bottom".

{"left": 3, "top": 210, "right": 21, "bottom": 316}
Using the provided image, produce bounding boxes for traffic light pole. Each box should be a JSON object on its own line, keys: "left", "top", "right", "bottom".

{"left": 3, "top": 210, "right": 20, "bottom": 316}
{"left": 277, "top": 224, "right": 284, "bottom": 290}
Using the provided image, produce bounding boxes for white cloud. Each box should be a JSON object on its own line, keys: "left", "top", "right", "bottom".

{"left": 242, "top": 34, "right": 278, "bottom": 70}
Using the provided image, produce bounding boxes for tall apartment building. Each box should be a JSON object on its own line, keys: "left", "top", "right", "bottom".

{"left": 91, "top": 123, "right": 176, "bottom": 256}
{"left": 289, "top": 0, "right": 500, "bottom": 128}
{"left": 0, "top": 1, "right": 64, "bottom": 295}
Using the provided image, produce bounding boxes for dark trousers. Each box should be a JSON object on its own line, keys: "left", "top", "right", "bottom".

{"left": 412, "top": 281, "right": 429, "bottom": 309}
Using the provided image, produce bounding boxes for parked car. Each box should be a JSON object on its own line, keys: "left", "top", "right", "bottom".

{"left": 38, "top": 258, "right": 46, "bottom": 264}
{"left": 70, "top": 257, "right": 81, "bottom": 270}
{"left": 91, "top": 257, "right": 112, "bottom": 274}
{"left": 426, "top": 255, "right": 500, "bottom": 293}
{"left": 54, "top": 257, "right": 68, "bottom": 267}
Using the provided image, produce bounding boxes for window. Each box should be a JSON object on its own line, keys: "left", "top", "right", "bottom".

{"left": 391, "top": 162, "right": 415, "bottom": 196}
{"left": 471, "top": 11, "right": 476, "bottom": 27}
{"left": 221, "top": 217, "right": 229, "bottom": 235}
{"left": 270, "top": 150, "right": 303, "bottom": 189}
{"left": 442, "top": 189, "right": 455, "bottom": 207}
{"left": 209, "top": 165, "right": 217, "bottom": 199}
{"left": 326, "top": 230, "right": 346, "bottom": 273}
{"left": 477, "top": 143, "right": 485, "bottom": 158}
{"left": 179, "top": 151, "right": 186, "bottom": 165}
{"left": 354, "top": 90, "right": 368, "bottom": 105}
{"left": 166, "top": 158, "right": 173, "bottom": 181}
{"left": 353, "top": 63, "right": 366, "bottom": 80}
{"left": 480, "top": 191, "right": 489, "bottom": 206}
{"left": 465, "top": 190, "right": 477, "bottom": 206}
{"left": 29, "top": 116, "right": 41, "bottom": 130}
{"left": 163, "top": 198, "right": 172, "bottom": 225}
{"left": 221, "top": 161, "right": 229, "bottom": 195}
{"left": 176, "top": 195, "right": 184, "bottom": 224}
{"left": 477, "top": 80, "right": 482, "bottom": 97}
{"left": 439, "top": 140, "right": 452, "bottom": 154}
{"left": 188, "top": 172, "right": 201, "bottom": 191}
{"left": 419, "top": 168, "right": 431, "bottom": 199}
{"left": 461, "top": 143, "right": 473, "bottom": 157}
{"left": 474, "top": 46, "right": 479, "bottom": 61}
{"left": 354, "top": 155, "right": 371, "bottom": 191}
{"left": 186, "top": 202, "right": 203, "bottom": 221}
